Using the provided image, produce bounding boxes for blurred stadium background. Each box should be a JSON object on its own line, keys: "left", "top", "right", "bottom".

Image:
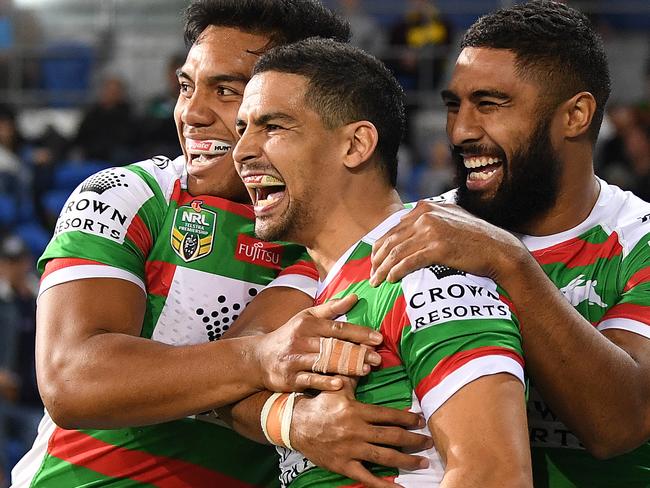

{"left": 0, "top": 0, "right": 648, "bottom": 485}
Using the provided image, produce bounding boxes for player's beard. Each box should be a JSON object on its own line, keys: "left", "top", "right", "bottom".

{"left": 454, "top": 115, "right": 562, "bottom": 233}
{"left": 254, "top": 195, "right": 313, "bottom": 244}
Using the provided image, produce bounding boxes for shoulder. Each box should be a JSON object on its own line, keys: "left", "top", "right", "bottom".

{"left": 600, "top": 181, "right": 650, "bottom": 258}
{"left": 50, "top": 156, "right": 182, "bottom": 247}
{"left": 128, "top": 155, "right": 185, "bottom": 201}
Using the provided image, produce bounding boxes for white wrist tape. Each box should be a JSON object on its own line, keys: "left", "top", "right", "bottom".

{"left": 260, "top": 392, "right": 300, "bottom": 450}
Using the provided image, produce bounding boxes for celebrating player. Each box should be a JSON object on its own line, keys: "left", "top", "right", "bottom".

{"left": 369, "top": 1, "right": 650, "bottom": 485}
{"left": 11, "top": 1, "right": 430, "bottom": 486}
{"left": 232, "top": 37, "right": 532, "bottom": 487}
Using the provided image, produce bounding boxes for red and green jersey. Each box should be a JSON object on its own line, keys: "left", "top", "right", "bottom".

{"left": 12, "top": 156, "right": 318, "bottom": 488}
{"left": 521, "top": 180, "right": 650, "bottom": 487}
{"left": 433, "top": 179, "right": 650, "bottom": 487}
{"left": 278, "top": 210, "right": 525, "bottom": 487}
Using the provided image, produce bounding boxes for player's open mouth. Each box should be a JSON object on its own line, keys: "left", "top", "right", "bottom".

{"left": 186, "top": 138, "right": 232, "bottom": 168}
{"left": 242, "top": 174, "right": 286, "bottom": 213}
{"left": 463, "top": 155, "right": 503, "bottom": 190}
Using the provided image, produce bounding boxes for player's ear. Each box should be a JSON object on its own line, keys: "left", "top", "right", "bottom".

{"left": 341, "top": 121, "right": 379, "bottom": 170}
{"left": 561, "top": 91, "right": 596, "bottom": 139}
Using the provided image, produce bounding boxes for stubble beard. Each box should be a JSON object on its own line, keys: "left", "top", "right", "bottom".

{"left": 254, "top": 197, "right": 312, "bottom": 244}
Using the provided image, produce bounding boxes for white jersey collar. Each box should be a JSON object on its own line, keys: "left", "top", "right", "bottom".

{"left": 518, "top": 177, "right": 613, "bottom": 252}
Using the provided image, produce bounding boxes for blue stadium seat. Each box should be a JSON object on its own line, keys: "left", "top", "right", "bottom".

{"left": 40, "top": 42, "right": 94, "bottom": 107}
{"left": 14, "top": 223, "right": 51, "bottom": 258}
{"left": 53, "top": 161, "right": 111, "bottom": 191}
{"left": 0, "top": 194, "right": 17, "bottom": 227}
{"left": 42, "top": 189, "right": 71, "bottom": 217}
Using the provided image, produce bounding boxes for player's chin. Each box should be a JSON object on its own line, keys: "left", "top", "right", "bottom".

{"left": 254, "top": 216, "right": 286, "bottom": 242}
{"left": 187, "top": 152, "right": 232, "bottom": 178}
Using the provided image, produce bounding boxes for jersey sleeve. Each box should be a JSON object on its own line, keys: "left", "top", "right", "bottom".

{"left": 265, "top": 248, "right": 319, "bottom": 299}
{"left": 597, "top": 224, "right": 650, "bottom": 338}
{"left": 393, "top": 266, "right": 524, "bottom": 420}
{"left": 38, "top": 158, "right": 175, "bottom": 296}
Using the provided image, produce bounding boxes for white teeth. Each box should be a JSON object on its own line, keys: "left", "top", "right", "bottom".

{"left": 464, "top": 156, "right": 501, "bottom": 169}
{"left": 186, "top": 138, "right": 231, "bottom": 156}
{"left": 244, "top": 175, "right": 285, "bottom": 188}
{"left": 468, "top": 169, "right": 498, "bottom": 181}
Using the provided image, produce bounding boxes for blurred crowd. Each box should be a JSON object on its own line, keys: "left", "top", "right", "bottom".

{"left": 0, "top": 0, "right": 648, "bottom": 484}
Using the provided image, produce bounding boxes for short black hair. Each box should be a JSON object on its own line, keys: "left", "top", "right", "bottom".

{"left": 184, "top": 0, "right": 350, "bottom": 50}
{"left": 462, "top": 0, "right": 611, "bottom": 142}
{"left": 253, "top": 38, "right": 405, "bottom": 187}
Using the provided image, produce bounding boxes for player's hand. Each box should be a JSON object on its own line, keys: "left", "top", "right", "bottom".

{"left": 369, "top": 200, "right": 525, "bottom": 286}
{"left": 290, "top": 377, "right": 432, "bottom": 488}
{"left": 255, "top": 294, "right": 383, "bottom": 392}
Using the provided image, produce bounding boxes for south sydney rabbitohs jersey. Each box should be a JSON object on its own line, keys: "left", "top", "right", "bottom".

{"left": 278, "top": 210, "right": 525, "bottom": 488}
{"left": 12, "top": 155, "right": 318, "bottom": 488}
{"left": 432, "top": 180, "right": 650, "bottom": 487}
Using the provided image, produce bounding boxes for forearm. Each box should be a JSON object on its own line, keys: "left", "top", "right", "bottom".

{"left": 39, "top": 332, "right": 263, "bottom": 429}
{"left": 498, "top": 248, "right": 649, "bottom": 455}
{"left": 216, "top": 390, "right": 272, "bottom": 443}
{"left": 432, "top": 374, "right": 531, "bottom": 487}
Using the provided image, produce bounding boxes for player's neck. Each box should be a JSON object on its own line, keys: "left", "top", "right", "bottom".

{"left": 306, "top": 187, "right": 403, "bottom": 279}
{"left": 520, "top": 167, "right": 600, "bottom": 237}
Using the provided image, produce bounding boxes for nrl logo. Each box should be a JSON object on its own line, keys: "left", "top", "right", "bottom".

{"left": 171, "top": 200, "right": 216, "bottom": 262}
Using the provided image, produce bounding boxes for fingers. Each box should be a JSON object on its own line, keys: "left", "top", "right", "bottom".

{"left": 312, "top": 317, "right": 383, "bottom": 349}
{"left": 344, "top": 462, "right": 405, "bottom": 488}
{"left": 384, "top": 249, "right": 435, "bottom": 285}
{"left": 360, "top": 444, "right": 430, "bottom": 472}
{"left": 294, "top": 372, "right": 343, "bottom": 391}
{"left": 310, "top": 294, "right": 359, "bottom": 319}
{"left": 312, "top": 338, "right": 374, "bottom": 376}
{"left": 370, "top": 237, "right": 423, "bottom": 286}
{"left": 361, "top": 403, "right": 426, "bottom": 429}
{"left": 371, "top": 229, "right": 412, "bottom": 281}
{"left": 367, "top": 425, "right": 433, "bottom": 452}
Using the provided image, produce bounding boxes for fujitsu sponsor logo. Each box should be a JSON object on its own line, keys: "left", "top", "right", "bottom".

{"left": 235, "top": 234, "right": 283, "bottom": 269}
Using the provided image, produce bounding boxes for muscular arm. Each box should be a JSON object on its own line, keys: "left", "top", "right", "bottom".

{"left": 38, "top": 278, "right": 266, "bottom": 429}
{"left": 430, "top": 373, "right": 531, "bottom": 487}
{"left": 370, "top": 201, "right": 650, "bottom": 457}
{"left": 496, "top": 251, "right": 650, "bottom": 458}
{"left": 37, "top": 279, "right": 381, "bottom": 429}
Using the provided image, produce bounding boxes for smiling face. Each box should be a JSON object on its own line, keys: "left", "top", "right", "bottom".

{"left": 443, "top": 47, "right": 562, "bottom": 231}
{"left": 174, "top": 26, "right": 270, "bottom": 201}
{"left": 233, "top": 71, "right": 346, "bottom": 244}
